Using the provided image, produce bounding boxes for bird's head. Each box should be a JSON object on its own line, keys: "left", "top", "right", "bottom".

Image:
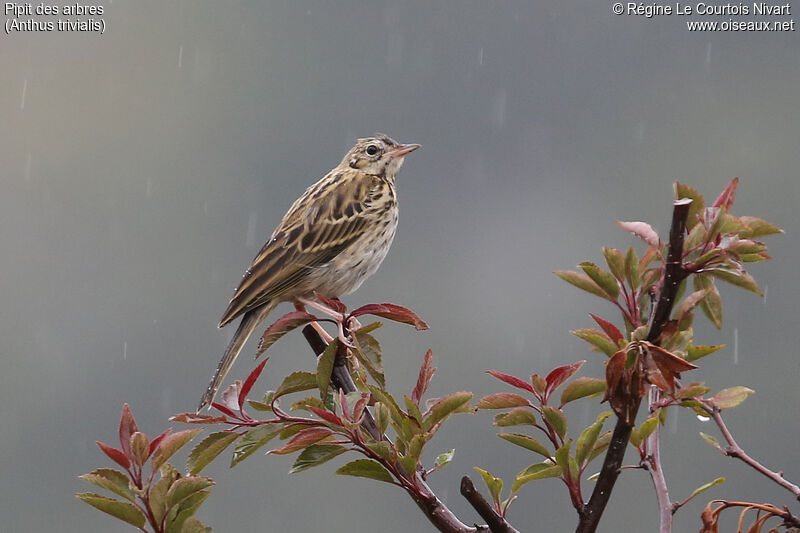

{"left": 342, "top": 134, "right": 420, "bottom": 178}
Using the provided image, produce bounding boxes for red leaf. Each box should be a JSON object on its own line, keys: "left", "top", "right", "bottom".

{"left": 238, "top": 358, "right": 269, "bottom": 410}
{"left": 411, "top": 350, "right": 436, "bottom": 406}
{"left": 97, "top": 441, "right": 131, "bottom": 470}
{"left": 712, "top": 177, "right": 739, "bottom": 209}
{"left": 170, "top": 413, "right": 228, "bottom": 425}
{"left": 210, "top": 402, "right": 239, "bottom": 419}
{"left": 257, "top": 311, "right": 318, "bottom": 355}
{"left": 118, "top": 404, "right": 139, "bottom": 460}
{"left": 486, "top": 370, "right": 535, "bottom": 395}
{"left": 339, "top": 389, "right": 351, "bottom": 421}
{"left": 307, "top": 406, "right": 344, "bottom": 427}
{"left": 313, "top": 292, "right": 348, "bottom": 314}
{"left": 148, "top": 428, "right": 172, "bottom": 456}
{"left": 603, "top": 351, "right": 627, "bottom": 403}
{"left": 544, "top": 361, "right": 585, "bottom": 401}
{"left": 268, "top": 427, "right": 334, "bottom": 455}
{"left": 350, "top": 303, "right": 429, "bottom": 330}
{"left": 616, "top": 221, "right": 661, "bottom": 249}
{"left": 648, "top": 344, "right": 698, "bottom": 373}
{"left": 589, "top": 314, "right": 624, "bottom": 344}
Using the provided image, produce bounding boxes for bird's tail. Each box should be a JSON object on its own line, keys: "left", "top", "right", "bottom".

{"left": 197, "top": 302, "right": 276, "bottom": 412}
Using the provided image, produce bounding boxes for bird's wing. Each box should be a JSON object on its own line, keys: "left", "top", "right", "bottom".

{"left": 218, "top": 171, "right": 379, "bottom": 327}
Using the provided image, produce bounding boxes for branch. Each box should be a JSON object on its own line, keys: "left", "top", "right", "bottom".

{"left": 577, "top": 198, "right": 692, "bottom": 533}
{"left": 301, "top": 325, "right": 482, "bottom": 533}
{"left": 460, "top": 476, "right": 517, "bottom": 533}
{"left": 704, "top": 404, "right": 800, "bottom": 501}
{"left": 644, "top": 388, "right": 672, "bottom": 532}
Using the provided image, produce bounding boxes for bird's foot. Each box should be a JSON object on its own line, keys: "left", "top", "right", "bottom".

{"left": 297, "top": 296, "right": 355, "bottom": 348}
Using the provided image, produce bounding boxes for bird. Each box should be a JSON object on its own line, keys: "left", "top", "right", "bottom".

{"left": 198, "top": 134, "right": 420, "bottom": 411}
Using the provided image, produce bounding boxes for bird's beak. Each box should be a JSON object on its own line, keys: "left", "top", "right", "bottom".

{"left": 387, "top": 143, "right": 421, "bottom": 159}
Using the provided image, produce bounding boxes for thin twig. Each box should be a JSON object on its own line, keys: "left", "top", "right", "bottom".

{"left": 460, "top": 476, "right": 516, "bottom": 533}
{"left": 577, "top": 198, "right": 692, "bottom": 533}
{"left": 703, "top": 403, "right": 800, "bottom": 501}
{"left": 644, "top": 387, "right": 672, "bottom": 532}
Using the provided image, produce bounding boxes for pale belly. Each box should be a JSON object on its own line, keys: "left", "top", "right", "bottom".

{"left": 306, "top": 212, "right": 398, "bottom": 298}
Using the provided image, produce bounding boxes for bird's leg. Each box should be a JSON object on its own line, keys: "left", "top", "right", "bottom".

{"left": 348, "top": 316, "right": 363, "bottom": 331}
{"left": 294, "top": 302, "right": 334, "bottom": 344}
{"left": 296, "top": 296, "right": 354, "bottom": 348}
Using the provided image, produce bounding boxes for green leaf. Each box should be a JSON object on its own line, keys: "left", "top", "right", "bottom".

{"left": 571, "top": 329, "right": 618, "bottom": 356}
{"left": 542, "top": 406, "right": 567, "bottom": 439}
{"left": 554, "top": 440, "right": 571, "bottom": 471}
{"left": 674, "top": 182, "right": 704, "bottom": 230}
{"left": 289, "top": 444, "right": 347, "bottom": 474}
{"left": 560, "top": 377, "right": 607, "bottom": 406}
{"left": 423, "top": 391, "right": 473, "bottom": 431}
{"left": 432, "top": 449, "right": 455, "bottom": 472}
{"left": 512, "top": 463, "right": 562, "bottom": 492}
{"left": 232, "top": 425, "right": 283, "bottom": 467}
{"left": 374, "top": 402, "right": 390, "bottom": 436}
{"left": 166, "top": 477, "right": 214, "bottom": 508}
{"left": 673, "top": 289, "right": 710, "bottom": 324}
{"left": 684, "top": 223, "right": 707, "bottom": 253}
{"left": 494, "top": 407, "right": 537, "bottom": 427}
{"left": 180, "top": 517, "right": 212, "bottom": 533}
{"left": 336, "top": 459, "right": 396, "bottom": 485}
{"left": 630, "top": 417, "right": 658, "bottom": 448}
{"left": 352, "top": 331, "right": 385, "bottom": 389}
{"left": 694, "top": 274, "right": 723, "bottom": 329}
{"left": 78, "top": 469, "right": 134, "bottom": 501}
{"left": 686, "top": 344, "right": 725, "bottom": 362}
{"left": 699, "top": 432, "right": 722, "bottom": 450}
{"left": 625, "top": 247, "right": 641, "bottom": 290}
{"left": 290, "top": 396, "right": 326, "bottom": 413}
{"left": 475, "top": 467, "right": 503, "bottom": 506}
{"left": 602, "top": 247, "right": 626, "bottom": 282}
{"left": 476, "top": 393, "right": 531, "bottom": 410}
{"left": 316, "top": 339, "right": 338, "bottom": 399}
{"left": 187, "top": 431, "right": 240, "bottom": 475}
{"left": 151, "top": 430, "right": 202, "bottom": 472}
{"left": 554, "top": 270, "right": 609, "bottom": 300}
{"left": 709, "top": 266, "right": 763, "bottom": 296}
{"left": 165, "top": 490, "right": 211, "bottom": 533}
{"left": 366, "top": 441, "right": 395, "bottom": 462}
{"left": 739, "top": 216, "right": 783, "bottom": 238}
{"left": 531, "top": 374, "right": 547, "bottom": 396}
{"left": 498, "top": 433, "right": 551, "bottom": 459}
{"left": 274, "top": 371, "right": 318, "bottom": 399}
{"left": 130, "top": 432, "right": 150, "bottom": 467}
{"left": 713, "top": 386, "right": 754, "bottom": 409}
{"left": 677, "top": 382, "right": 711, "bottom": 399}
{"left": 575, "top": 413, "right": 611, "bottom": 467}
{"left": 586, "top": 430, "right": 613, "bottom": 463}
{"left": 687, "top": 477, "right": 726, "bottom": 500}
{"left": 579, "top": 262, "right": 620, "bottom": 299}
{"left": 404, "top": 396, "right": 423, "bottom": 425}
{"left": 76, "top": 493, "right": 146, "bottom": 528}
{"left": 148, "top": 465, "right": 179, "bottom": 523}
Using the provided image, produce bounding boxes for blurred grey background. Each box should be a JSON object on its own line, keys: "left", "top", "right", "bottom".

{"left": 2, "top": 1, "right": 799, "bottom": 531}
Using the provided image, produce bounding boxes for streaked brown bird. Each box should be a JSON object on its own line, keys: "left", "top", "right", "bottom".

{"left": 198, "top": 134, "right": 420, "bottom": 411}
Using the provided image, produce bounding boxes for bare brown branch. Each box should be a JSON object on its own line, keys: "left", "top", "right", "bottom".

{"left": 460, "top": 476, "right": 517, "bottom": 533}
{"left": 702, "top": 403, "right": 800, "bottom": 501}
{"left": 577, "top": 198, "right": 692, "bottom": 533}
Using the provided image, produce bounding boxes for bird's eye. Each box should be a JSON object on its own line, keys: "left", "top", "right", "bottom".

{"left": 365, "top": 144, "right": 380, "bottom": 156}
